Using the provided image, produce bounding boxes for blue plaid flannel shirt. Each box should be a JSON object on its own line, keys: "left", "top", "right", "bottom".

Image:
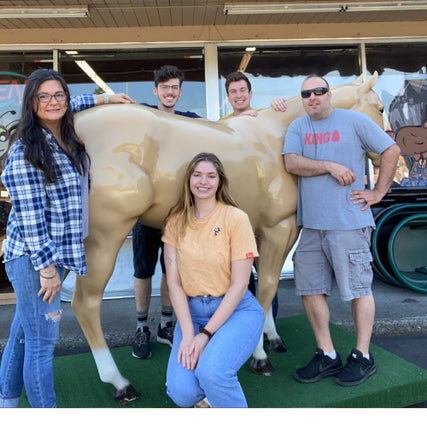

{"left": 1, "top": 93, "right": 97, "bottom": 274}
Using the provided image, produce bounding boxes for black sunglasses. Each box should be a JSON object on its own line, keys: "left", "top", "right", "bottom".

{"left": 301, "top": 87, "right": 329, "bottom": 99}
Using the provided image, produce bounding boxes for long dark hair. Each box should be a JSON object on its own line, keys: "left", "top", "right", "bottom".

{"left": 7, "top": 68, "right": 89, "bottom": 182}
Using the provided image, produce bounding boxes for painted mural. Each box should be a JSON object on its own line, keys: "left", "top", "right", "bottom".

{"left": 0, "top": 71, "right": 26, "bottom": 161}
{"left": 389, "top": 79, "right": 427, "bottom": 187}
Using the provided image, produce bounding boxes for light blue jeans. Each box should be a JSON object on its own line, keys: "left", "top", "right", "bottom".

{"left": 166, "top": 290, "right": 264, "bottom": 408}
{"left": 0, "top": 256, "right": 65, "bottom": 408}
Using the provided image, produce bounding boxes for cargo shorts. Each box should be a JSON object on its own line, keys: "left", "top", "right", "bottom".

{"left": 293, "top": 227, "right": 373, "bottom": 301}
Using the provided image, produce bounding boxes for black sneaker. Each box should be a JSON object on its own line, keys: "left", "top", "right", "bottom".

{"left": 157, "top": 321, "right": 174, "bottom": 347}
{"left": 295, "top": 348, "right": 343, "bottom": 383}
{"left": 335, "top": 348, "right": 377, "bottom": 387}
{"left": 132, "top": 326, "right": 151, "bottom": 359}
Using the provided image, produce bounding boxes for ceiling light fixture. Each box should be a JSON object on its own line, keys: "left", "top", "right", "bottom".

{"left": 347, "top": 1, "right": 427, "bottom": 11}
{"left": 225, "top": 3, "right": 340, "bottom": 14}
{"left": 0, "top": 7, "right": 89, "bottom": 19}
{"left": 224, "top": 2, "right": 427, "bottom": 15}
{"left": 75, "top": 61, "right": 115, "bottom": 95}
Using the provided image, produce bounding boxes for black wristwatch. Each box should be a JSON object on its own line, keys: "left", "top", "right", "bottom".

{"left": 199, "top": 325, "right": 214, "bottom": 340}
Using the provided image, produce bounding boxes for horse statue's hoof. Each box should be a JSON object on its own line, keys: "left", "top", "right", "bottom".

{"left": 249, "top": 357, "right": 275, "bottom": 376}
{"left": 113, "top": 384, "right": 140, "bottom": 405}
{"left": 268, "top": 338, "right": 288, "bottom": 353}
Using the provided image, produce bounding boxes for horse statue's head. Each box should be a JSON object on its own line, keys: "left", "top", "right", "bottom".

{"left": 261, "top": 71, "right": 384, "bottom": 128}
{"left": 330, "top": 71, "right": 384, "bottom": 129}
{"left": 253, "top": 72, "right": 384, "bottom": 166}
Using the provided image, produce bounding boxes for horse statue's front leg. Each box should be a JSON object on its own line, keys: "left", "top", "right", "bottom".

{"left": 71, "top": 223, "right": 140, "bottom": 404}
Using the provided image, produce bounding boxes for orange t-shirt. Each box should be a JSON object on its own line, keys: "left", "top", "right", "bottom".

{"left": 162, "top": 202, "right": 258, "bottom": 297}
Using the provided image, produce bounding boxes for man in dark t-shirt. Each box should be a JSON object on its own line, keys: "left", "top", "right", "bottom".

{"left": 132, "top": 65, "right": 201, "bottom": 360}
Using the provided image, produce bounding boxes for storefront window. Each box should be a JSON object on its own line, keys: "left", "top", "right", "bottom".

{"left": 60, "top": 48, "right": 206, "bottom": 117}
{"left": 1, "top": 44, "right": 426, "bottom": 188}
{"left": 367, "top": 44, "right": 427, "bottom": 188}
{"left": 0, "top": 51, "right": 53, "bottom": 160}
{"left": 218, "top": 45, "right": 360, "bottom": 117}
{"left": 0, "top": 48, "right": 206, "bottom": 163}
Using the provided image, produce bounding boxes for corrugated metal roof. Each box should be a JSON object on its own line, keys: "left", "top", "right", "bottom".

{"left": 0, "top": 0, "right": 426, "bottom": 30}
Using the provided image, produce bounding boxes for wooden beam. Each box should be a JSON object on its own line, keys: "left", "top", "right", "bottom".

{"left": 0, "top": 22, "right": 426, "bottom": 46}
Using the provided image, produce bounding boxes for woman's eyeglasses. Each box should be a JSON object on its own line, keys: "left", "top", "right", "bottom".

{"left": 35, "top": 92, "right": 67, "bottom": 103}
{"left": 301, "top": 87, "right": 329, "bottom": 99}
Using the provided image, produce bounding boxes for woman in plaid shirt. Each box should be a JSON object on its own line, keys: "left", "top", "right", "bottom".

{"left": 0, "top": 69, "right": 134, "bottom": 408}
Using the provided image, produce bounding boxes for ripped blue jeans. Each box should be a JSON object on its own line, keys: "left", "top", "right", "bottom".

{"left": 0, "top": 256, "right": 65, "bottom": 408}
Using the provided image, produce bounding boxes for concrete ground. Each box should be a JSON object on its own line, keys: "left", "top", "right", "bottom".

{"left": 1, "top": 272, "right": 427, "bottom": 411}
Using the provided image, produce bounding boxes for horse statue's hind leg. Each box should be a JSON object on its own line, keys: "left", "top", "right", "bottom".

{"left": 250, "top": 214, "right": 299, "bottom": 375}
{"left": 71, "top": 213, "right": 140, "bottom": 404}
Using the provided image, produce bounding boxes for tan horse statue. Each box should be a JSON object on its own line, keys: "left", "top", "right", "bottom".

{"left": 71, "top": 72, "right": 384, "bottom": 403}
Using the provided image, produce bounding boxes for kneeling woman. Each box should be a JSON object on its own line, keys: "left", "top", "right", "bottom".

{"left": 162, "top": 152, "right": 264, "bottom": 408}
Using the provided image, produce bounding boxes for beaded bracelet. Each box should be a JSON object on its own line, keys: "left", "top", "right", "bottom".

{"left": 103, "top": 92, "right": 109, "bottom": 104}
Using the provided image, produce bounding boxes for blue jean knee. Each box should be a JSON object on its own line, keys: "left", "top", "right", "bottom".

{"left": 0, "top": 256, "right": 65, "bottom": 408}
{"left": 166, "top": 290, "right": 264, "bottom": 407}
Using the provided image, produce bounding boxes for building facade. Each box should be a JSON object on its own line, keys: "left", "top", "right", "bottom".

{"left": 0, "top": 1, "right": 426, "bottom": 299}
{"left": 1, "top": 1, "right": 426, "bottom": 179}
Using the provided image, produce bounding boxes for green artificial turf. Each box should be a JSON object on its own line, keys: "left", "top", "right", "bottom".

{"left": 18, "top": 315, "right": 427, "bottom": 408}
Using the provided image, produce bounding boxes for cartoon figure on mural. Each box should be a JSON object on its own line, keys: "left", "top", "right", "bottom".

{"left": 395, "top": 121, "right": 427, "bottom": 187}
{"left": 388, "top": 79, "right": 427, "bottom": 187}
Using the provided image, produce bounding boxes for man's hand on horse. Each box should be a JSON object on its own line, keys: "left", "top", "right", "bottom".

{"left": 270, "top": 97, "right": 287, "bottom": 112}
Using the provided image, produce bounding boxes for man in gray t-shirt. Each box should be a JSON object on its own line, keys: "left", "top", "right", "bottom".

{"left": 282, "top": 75, "right": 400, "bottom": 387}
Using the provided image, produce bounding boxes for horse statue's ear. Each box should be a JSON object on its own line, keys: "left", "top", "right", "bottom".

{"left": 353, "top": 74, "right": 364, "bottom": 84}
{"left": 360, "top": 71, "right": 379, "bottom": 94}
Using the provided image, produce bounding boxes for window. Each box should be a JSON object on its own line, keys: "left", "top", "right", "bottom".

{"left": 218, "top": 45, "right": 360, "bottom": 117}
{"left": 60, "top": 48, "right": 206, "bottom": 117}
{"left": 0, "top": 51, "right": 48, "bottom": 159}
